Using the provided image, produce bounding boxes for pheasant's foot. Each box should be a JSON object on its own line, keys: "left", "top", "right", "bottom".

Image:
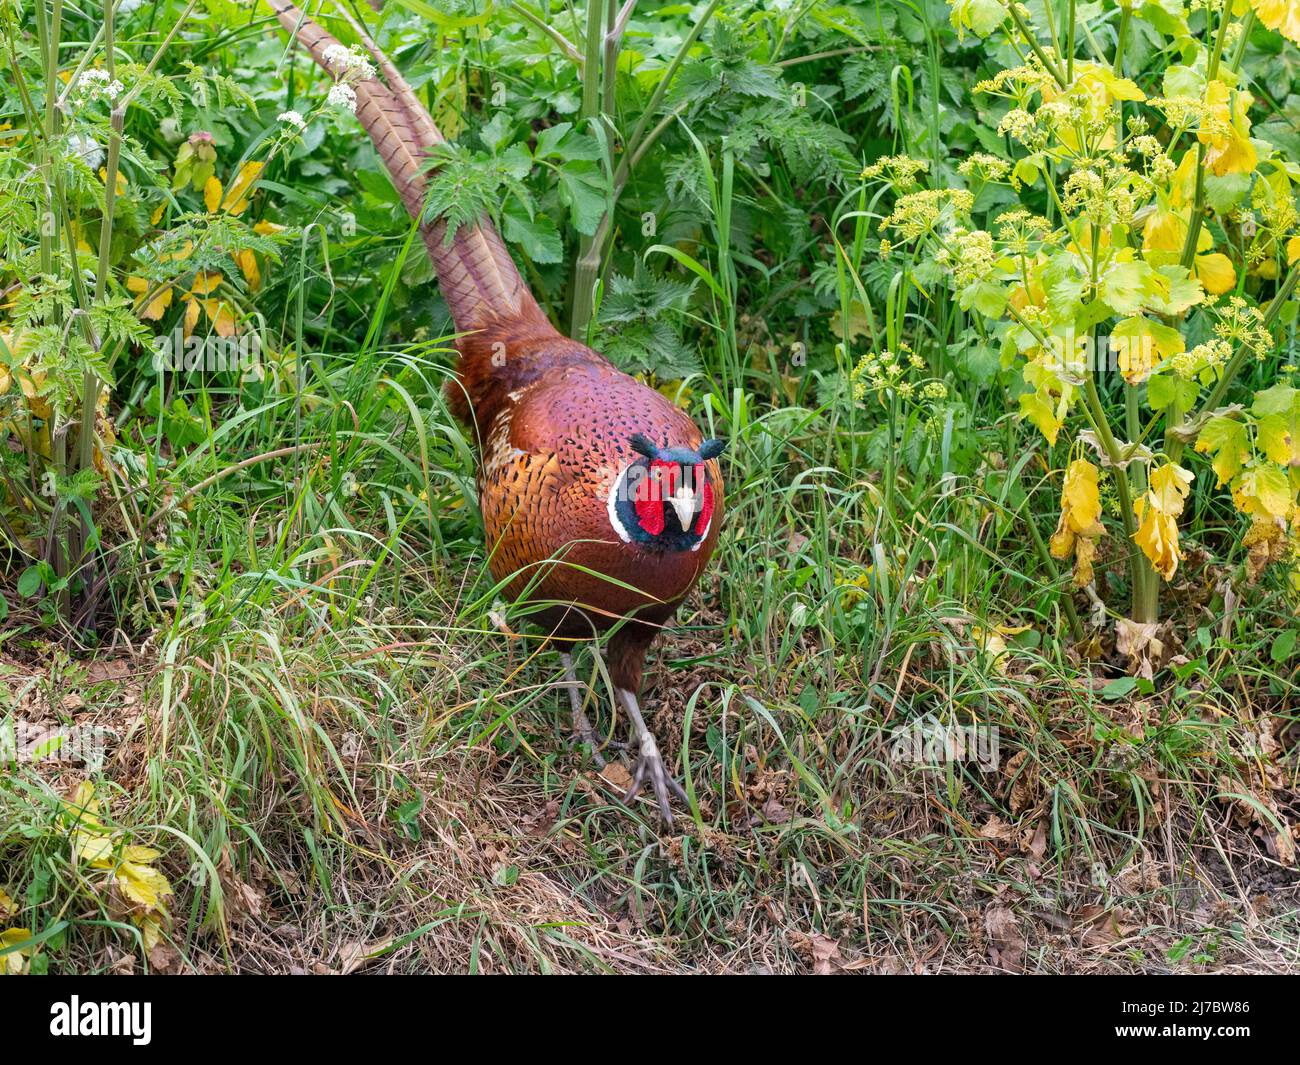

{"left": 617, "top": 687, "right": 688, "bottom": 824}
{"left": 560, "top": 652, "right": 626, "bottom": 768}
{"left": 623, "top": 731, "right": 688, "bottom": 823}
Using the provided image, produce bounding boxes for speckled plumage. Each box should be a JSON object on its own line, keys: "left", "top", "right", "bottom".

{"left": 458, "top": 325, "right": 723, "bottom": 691}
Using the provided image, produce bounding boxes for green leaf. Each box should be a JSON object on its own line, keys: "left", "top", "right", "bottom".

{"left": 17, "top": 567, "right": 43, "bottom": 599}
{"left": 1271, "top": 629, "right": 1298, "bottom": 664}
{"left": 502, "top": 202, "right": 563, "bottom": 264}
{"left": 1205, "top": 173, "right": 1251, "bottom": 215}
{"left": 556, "top": 160, "right": 607, "bottom": 235}
{"left": 959, "top": 279, "right": 1008, "bottom": 319}
{"left": 1102, "top": 676, "right": 1138, "bottom": 700}
{"left": 1195, "top": 415, "right": 1249, "bottom": 486}
{"left": 1147, "top": 373, "right": 1198, "bottom": 411}
{"left": 1099, "top": 259, "right": 1162, "bottom": 316}
{"left": 1252, "top": 383, "right": 1297, "bottom": 418}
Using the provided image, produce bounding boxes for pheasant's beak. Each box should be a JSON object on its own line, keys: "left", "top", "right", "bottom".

{"left": 669, "top": 485, "right": 698, "bottom": 530}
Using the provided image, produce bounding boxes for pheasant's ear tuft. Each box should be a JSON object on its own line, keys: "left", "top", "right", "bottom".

{"left": 698, "top": 438, "right": 727, "bottom": 460}
{"left": 629, "top": 433, "right": 659, "bottom": 460}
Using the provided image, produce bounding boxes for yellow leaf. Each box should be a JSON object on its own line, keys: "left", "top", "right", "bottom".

{"left": 1020, "top": 391, "right": 1064, "bottom": 445}
{"left": 1142, "top": 205, "right": 1186, "bottom": 255}
{"left": 1252, "top": 0, "right": 1300, "bottom": 46}
{"left": 126, "top": 276, "right": 173, "bottom": 321}
{"left": 221, "top": 161, "right": 264, "bottom": 215}
{"left": 74, "top": 830, "right": 115, "bottom": 866}
{"left": 1073, "top": 534, "right": 1099, "bottom": 587}
{"left": 1051, "top": 458, "right": 1105, "bottom": 585}
{"left": 65, "top": 781, "right": 102, "bottom": 828}
{"left": 0, "top": 889, "right": 15, "bottom": 920}
{"left": 117, "top": 861, "right": 172, "bottom": 912}
{"left": 99, "top": 168, "right": 128, "bottom": 195}
{"left": 1061, "top": 458, "right": 1104, "bottom": 532}
{"left": 1233, "top": 463, "right": 1293, "bottom": 519}
{"left": 1133, "top": 496, "right": 1182, "bottom": 581}
{"left": 0, "top": 928, "right": 33, "bottom": 974}
{"left": 136, "top": 910, "right": 166, "bottom": 952}
{"left": 1244, "top": 517, "right": 1289, "bottom": 581}
{"left": 1199, "top": 81, "right": 1257, "bottom": 177}
{"left": 1148, "top": 462, "right": 1194, "bottom": 517}
{"left": 1112, "top": 316, "right": 1185, "bottom": 384}
{"left": 189, "top": 270, "right": 222, "bottom": 296}
{"left": 204, "top": 175, "right": 223, "bottom": 214}
{"left": 1257, "top": 414, "right": 1297, "bottom": 465}
{"left": 234, "top": 248, "right": 261, "bottom": 291}
{"left": 183, "top": 296, "right": 201, "bottom": 338}
{"left": 161, "top": 239, "right": 193, "bottom": 264}
{"left": 972, "top": 622, "right": 1032, "bottom": 664}
{"left": 1195, "top": 251, "right": 1237, "bottom": 295}
{"left": 201, "top": 298, "right": 238, "bottom": 337}
{"left": 122, "top": 845, "right": 161, "bottom": 864}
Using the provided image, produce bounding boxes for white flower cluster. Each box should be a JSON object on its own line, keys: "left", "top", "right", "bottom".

{"left": 323, "top": 44, "right": 376, "bottom": 82}
{"left": 72, "top": 68, "right": 124, "bottom": 105}
{"left": 327, "top": 83, "right": 357, "bottom": 114}
{"left": 277, "top": 109, "right": 307, "bottom": 130}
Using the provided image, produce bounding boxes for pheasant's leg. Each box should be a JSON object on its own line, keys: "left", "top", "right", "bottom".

{"left": 561, "top": 652, "right": 607, "bottom": 769}
{"left": 617, "top": 687, "right": 688, "bottom": 823}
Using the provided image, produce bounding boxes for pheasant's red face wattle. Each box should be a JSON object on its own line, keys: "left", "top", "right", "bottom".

{"left": 697, "top": 479, "right": 715, "bottom": 533}
{"left": 619, "top": 456, "right": 713, "bottom": 547}
{"left": 634, "top": 460, "right": 677, "bottom": 536}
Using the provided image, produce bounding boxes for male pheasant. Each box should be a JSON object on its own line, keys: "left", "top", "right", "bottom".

{"left": 270, "top": 0, "right": 724, "bottom": 821}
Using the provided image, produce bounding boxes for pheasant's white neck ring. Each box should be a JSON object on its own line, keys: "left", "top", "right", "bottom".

{"left": 606, "top": 464, "right": 635, "bottom": 544}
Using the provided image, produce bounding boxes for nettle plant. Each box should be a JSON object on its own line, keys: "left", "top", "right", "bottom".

{"left": 868, "top": 0, "right": 1300, "bottom": 666}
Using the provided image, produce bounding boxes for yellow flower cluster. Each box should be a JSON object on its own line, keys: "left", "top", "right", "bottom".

{"left": 957, "top": 153, "right": 1012, "bottom": 181}
{"left": 860, "top": 155, "right": 930, "bottom": 190}
{"left": 881, "top": 188, "right": 974, "bottom": 242}
{"left": 936, "top": 228, "right": 997, "bottom": 288}
{"left": 1213, "top": 296, "right": 1274, "bottom": 358}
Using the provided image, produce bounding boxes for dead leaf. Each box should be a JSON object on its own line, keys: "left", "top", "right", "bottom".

{"left": 148, "top": 940, "right": 180, "bottom": 973}
{"left": 598, "top": 762, "right": 633, "bottom": 791}
{"left": 335, "top": 936, "right": 394, "bottom": 975}
{"left": 1022, "top": 820, "right": 1047, "bottom": 860}
{"left": 791, "top": 931, "right": 844, "bottom": 975}
{"left": 521, "top": 800, "right": 560, "bottom": 836}
{"left": 217, "top": 848, "right": 267, "bottom": 925}
{"left": 978, "top": 816, "right": 1014, "bottom": 841}
{"left": 984, "top": 904, "right": 1025, "bottom": 972}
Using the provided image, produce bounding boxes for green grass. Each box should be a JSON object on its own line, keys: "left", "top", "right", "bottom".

{"left": 3, "top": 302, "right": 1298, "bottom": 971}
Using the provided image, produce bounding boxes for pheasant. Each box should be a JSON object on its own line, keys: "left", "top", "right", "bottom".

{"left": 270, "top": 0, "right": 725, "bottom": 821}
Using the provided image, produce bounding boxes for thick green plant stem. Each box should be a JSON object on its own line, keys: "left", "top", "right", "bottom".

{"left": 567, "top": 0, "right": 722, "bottom": 339}
{"left": 1082, "top": 374, "right": 1157, "bottom": 623}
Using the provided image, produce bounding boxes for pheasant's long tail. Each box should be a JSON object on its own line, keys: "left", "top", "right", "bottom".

{"left": 265, "top": 0, "right": 549, "bottom": 334}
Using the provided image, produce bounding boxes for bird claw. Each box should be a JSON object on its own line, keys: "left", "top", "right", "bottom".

{"left": 569, "top": 714, "right": 628, "bottom": 769}
{"left": 622, "top": 731, "right": 688, "bottom": 824}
